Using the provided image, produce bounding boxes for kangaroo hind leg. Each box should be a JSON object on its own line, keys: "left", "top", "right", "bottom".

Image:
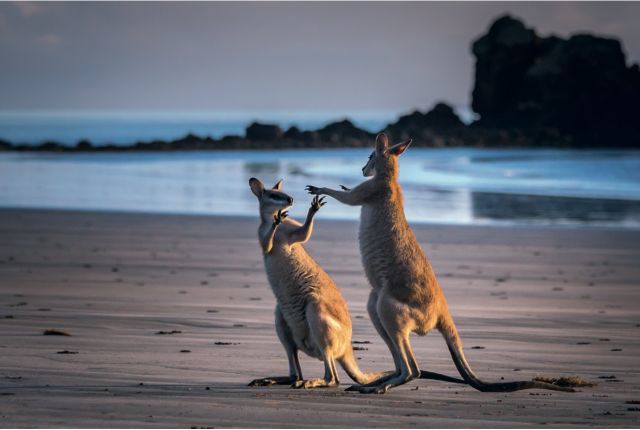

{"left": 249, "top": 307, "right": 302, "bottom": 386}
{"left": 292, "top": 352, "right": 339, "bottom": 389}
{"left": 356, "top": 290, "right": 403, "bottom": 387}
{"left": 350, "top": 300, "right": 420, "bottom": 394}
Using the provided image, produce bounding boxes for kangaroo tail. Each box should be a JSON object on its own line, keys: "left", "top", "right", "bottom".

{"left": 419, "top": 370, "right": 466, "bottom": 384}
{"left": 341, "top": 343, "right": 466, "bottom": 385}
{"left": 338, "top": 347, "right": 394, "bottom": 385}
{"left": 438, "top": 314, "right": 575, "bottom": 393}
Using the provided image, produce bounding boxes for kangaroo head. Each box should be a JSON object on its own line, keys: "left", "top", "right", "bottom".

{"left": 362, "top": 133, "right": 412, "bottom": 178}
{"left": 249, "top": 177, "right": 294, "bottom": 215}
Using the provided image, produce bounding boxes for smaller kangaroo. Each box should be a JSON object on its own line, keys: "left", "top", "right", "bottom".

{"left": 247, "top": 177, "right": 392, "bottom": 389}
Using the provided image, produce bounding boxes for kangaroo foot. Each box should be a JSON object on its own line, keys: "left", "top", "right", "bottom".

{"left": 248, "top": 376, "right": 298, "bottom": 387}
{"left": 346, "top": 371, "right": 399, "bottom": 390}
{"left": 347, "top": 372, "right": 415, "bottom": 394}
{"left": 291, "top": 378, "right": 338, "bottom": 389}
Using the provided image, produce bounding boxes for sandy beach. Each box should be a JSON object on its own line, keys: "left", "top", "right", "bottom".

{"left": 1, "top": 208, "right": 639, "bottom": 428}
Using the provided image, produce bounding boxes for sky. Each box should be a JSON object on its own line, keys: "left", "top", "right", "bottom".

{"left": 1, "top": 1, "right": 639, "bottom": 117}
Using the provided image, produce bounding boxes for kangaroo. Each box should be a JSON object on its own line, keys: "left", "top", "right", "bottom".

{"left": 306, "top": 134, "right": 575, "bottom": 394}
{"left": 247, "top": 177, "right": 394, "bottom": 389}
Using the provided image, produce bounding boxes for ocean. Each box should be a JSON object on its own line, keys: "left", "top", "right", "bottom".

{"left": 0, "top": 111, "right": 394, "bottom": 146}
{"left": 1, "top": 148, "right": 639, "bottom": 228}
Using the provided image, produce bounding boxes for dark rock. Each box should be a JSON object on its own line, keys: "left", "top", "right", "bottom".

{"left": 246, "top": 122, "right": 283, "bottom": 141}
{"left": 0, "top": 139, "right": 12, "bottom": 151}
{"left": 384, "top": 102, "right": 466, "bottom": 146}
{"left": 471, "top": 14, "right": 640, "bottom": 147}
{"left": 471, "top": 15, "right": 538, "bottom": 121}
{"left": 300, "top": 130, "right": 319, "bottom": 144}
{"left": 283, "top": 126, "right": 302, "bottom": 140}
{"left": 282, "top": 126, "right": 318, "bottom": 146}
{"left": 75, "top": 139, "right": 93, "bottom": 150}
{"left": 37, "top": 141, "right": 66, "bottom": 151}
{"left": 315, "top": 119, "right": 373, "bottom": 144}
{"left": 220, "top": 135, "right": 242, "bottom": 142}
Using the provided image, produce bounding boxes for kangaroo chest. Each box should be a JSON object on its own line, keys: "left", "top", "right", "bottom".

{"left": 359, "top": 203, "right": 422, "bottom": 291}
{"left": 263, "top": 247, "right": 322, "bottom": 357}
{"left": 359, "top": 204, "right": 394, "bottom": 290}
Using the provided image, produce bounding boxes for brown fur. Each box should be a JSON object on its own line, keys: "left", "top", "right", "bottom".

{"left": 306, "top": 134, "right": 575, "bottom": 394}
{"left": 247, "top": 177, "right": 392, "bottom": 389}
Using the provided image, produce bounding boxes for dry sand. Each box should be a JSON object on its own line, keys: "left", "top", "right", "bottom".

{"left": 1, "top": 208, "right": 639, "bottom": 428}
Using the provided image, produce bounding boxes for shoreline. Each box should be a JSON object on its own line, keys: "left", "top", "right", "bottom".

{"left": 1, "top": 208, "right": 639, "bottom": 427}
{"left": 0, "top": 201, "right": 640, "bottom": 233}
{"left": 1, "top": 204, "right": 640, "bottom": 233}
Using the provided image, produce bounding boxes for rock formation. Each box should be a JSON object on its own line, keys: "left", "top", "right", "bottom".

{"left": 245, "top": 122, "right": 283, "bottom": 142}
{"left": 384, "top": 102, "right": 467, "bottom": 147}
{"left": 471, "top": 14, "right": 640, "bottom": 147}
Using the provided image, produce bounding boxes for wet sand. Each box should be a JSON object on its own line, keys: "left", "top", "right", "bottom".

{"left": 1, "top": 208, "right": 639, "bottom": 428}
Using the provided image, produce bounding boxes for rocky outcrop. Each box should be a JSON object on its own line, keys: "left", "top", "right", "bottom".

{"left": 471, "top": 14, "right": 640, "bottom": 147}
{"left": 315, "top": 119, "right": 374, "bottom": 146}
{"left": 245, "top": 122, "right": 283, "bottom": 142}
{"left": 383, "top": 102, "right": 467, "bottom": 147}
{"left": 76, "top": 139, "right": 93, "bottom": 150}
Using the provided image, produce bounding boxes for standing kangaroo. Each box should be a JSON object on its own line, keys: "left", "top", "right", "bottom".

{"left": 306, "top": 134, "right": 574, "bottom": 394}
{"left": 247, "top": 177, "right": 393, "bottom": 388}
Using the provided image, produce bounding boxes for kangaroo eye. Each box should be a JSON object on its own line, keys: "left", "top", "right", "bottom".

{"left": 269, "top": 194, "right": 287, "bottom": 203}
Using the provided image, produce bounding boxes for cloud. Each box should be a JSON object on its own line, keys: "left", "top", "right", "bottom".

{"left": 13, "top": 1, "right": 41, "bottom": 17}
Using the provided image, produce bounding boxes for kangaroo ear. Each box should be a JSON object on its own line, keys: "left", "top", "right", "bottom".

{"left": 376, "top": 133, "right": 389, "bottom": 155}
{"left": 389, "top": 139, "right": 412, "bottom": 156}
{"left": 272, "top": 179, "right": 283, "bottom": 191}
{"left": 249, "top": 177, "right": 264, "bottom": 197}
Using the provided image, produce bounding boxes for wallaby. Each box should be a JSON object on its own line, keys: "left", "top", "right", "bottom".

{"left": 306, "top": 134, "right": 575, "bottom": 394}
{"left": 247, "top": 177, "right": 394, "bottom": 389}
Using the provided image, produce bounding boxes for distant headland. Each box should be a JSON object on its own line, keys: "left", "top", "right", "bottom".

{"left": 1, "top": 15, "right": 639, "bottom": 152}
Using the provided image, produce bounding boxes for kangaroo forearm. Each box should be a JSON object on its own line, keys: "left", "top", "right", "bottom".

{"left": 261, "top": 225, "right": 278, "bottom": 254}
{"left": 324, "top": 188, "right": 364, "bottom": 206}
{"left": 261, "top": 236, "right": 275, "bottom": 254}
{"left": 289, "top": 209, "right": 315, "bottom": 244}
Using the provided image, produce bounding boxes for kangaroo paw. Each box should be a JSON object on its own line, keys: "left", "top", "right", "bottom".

{"left": 291, "top": 378, "right": 338, "bottom": 389}
{"left": 305, "top": 185, "right": 324, "bottom": 195}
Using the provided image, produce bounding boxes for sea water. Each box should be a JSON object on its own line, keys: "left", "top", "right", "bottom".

{"left": 1, "top": 148, "right": 639, "bottom": 227}
{"left": 0, "top": 111, "right": 392, "bottom": 145}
